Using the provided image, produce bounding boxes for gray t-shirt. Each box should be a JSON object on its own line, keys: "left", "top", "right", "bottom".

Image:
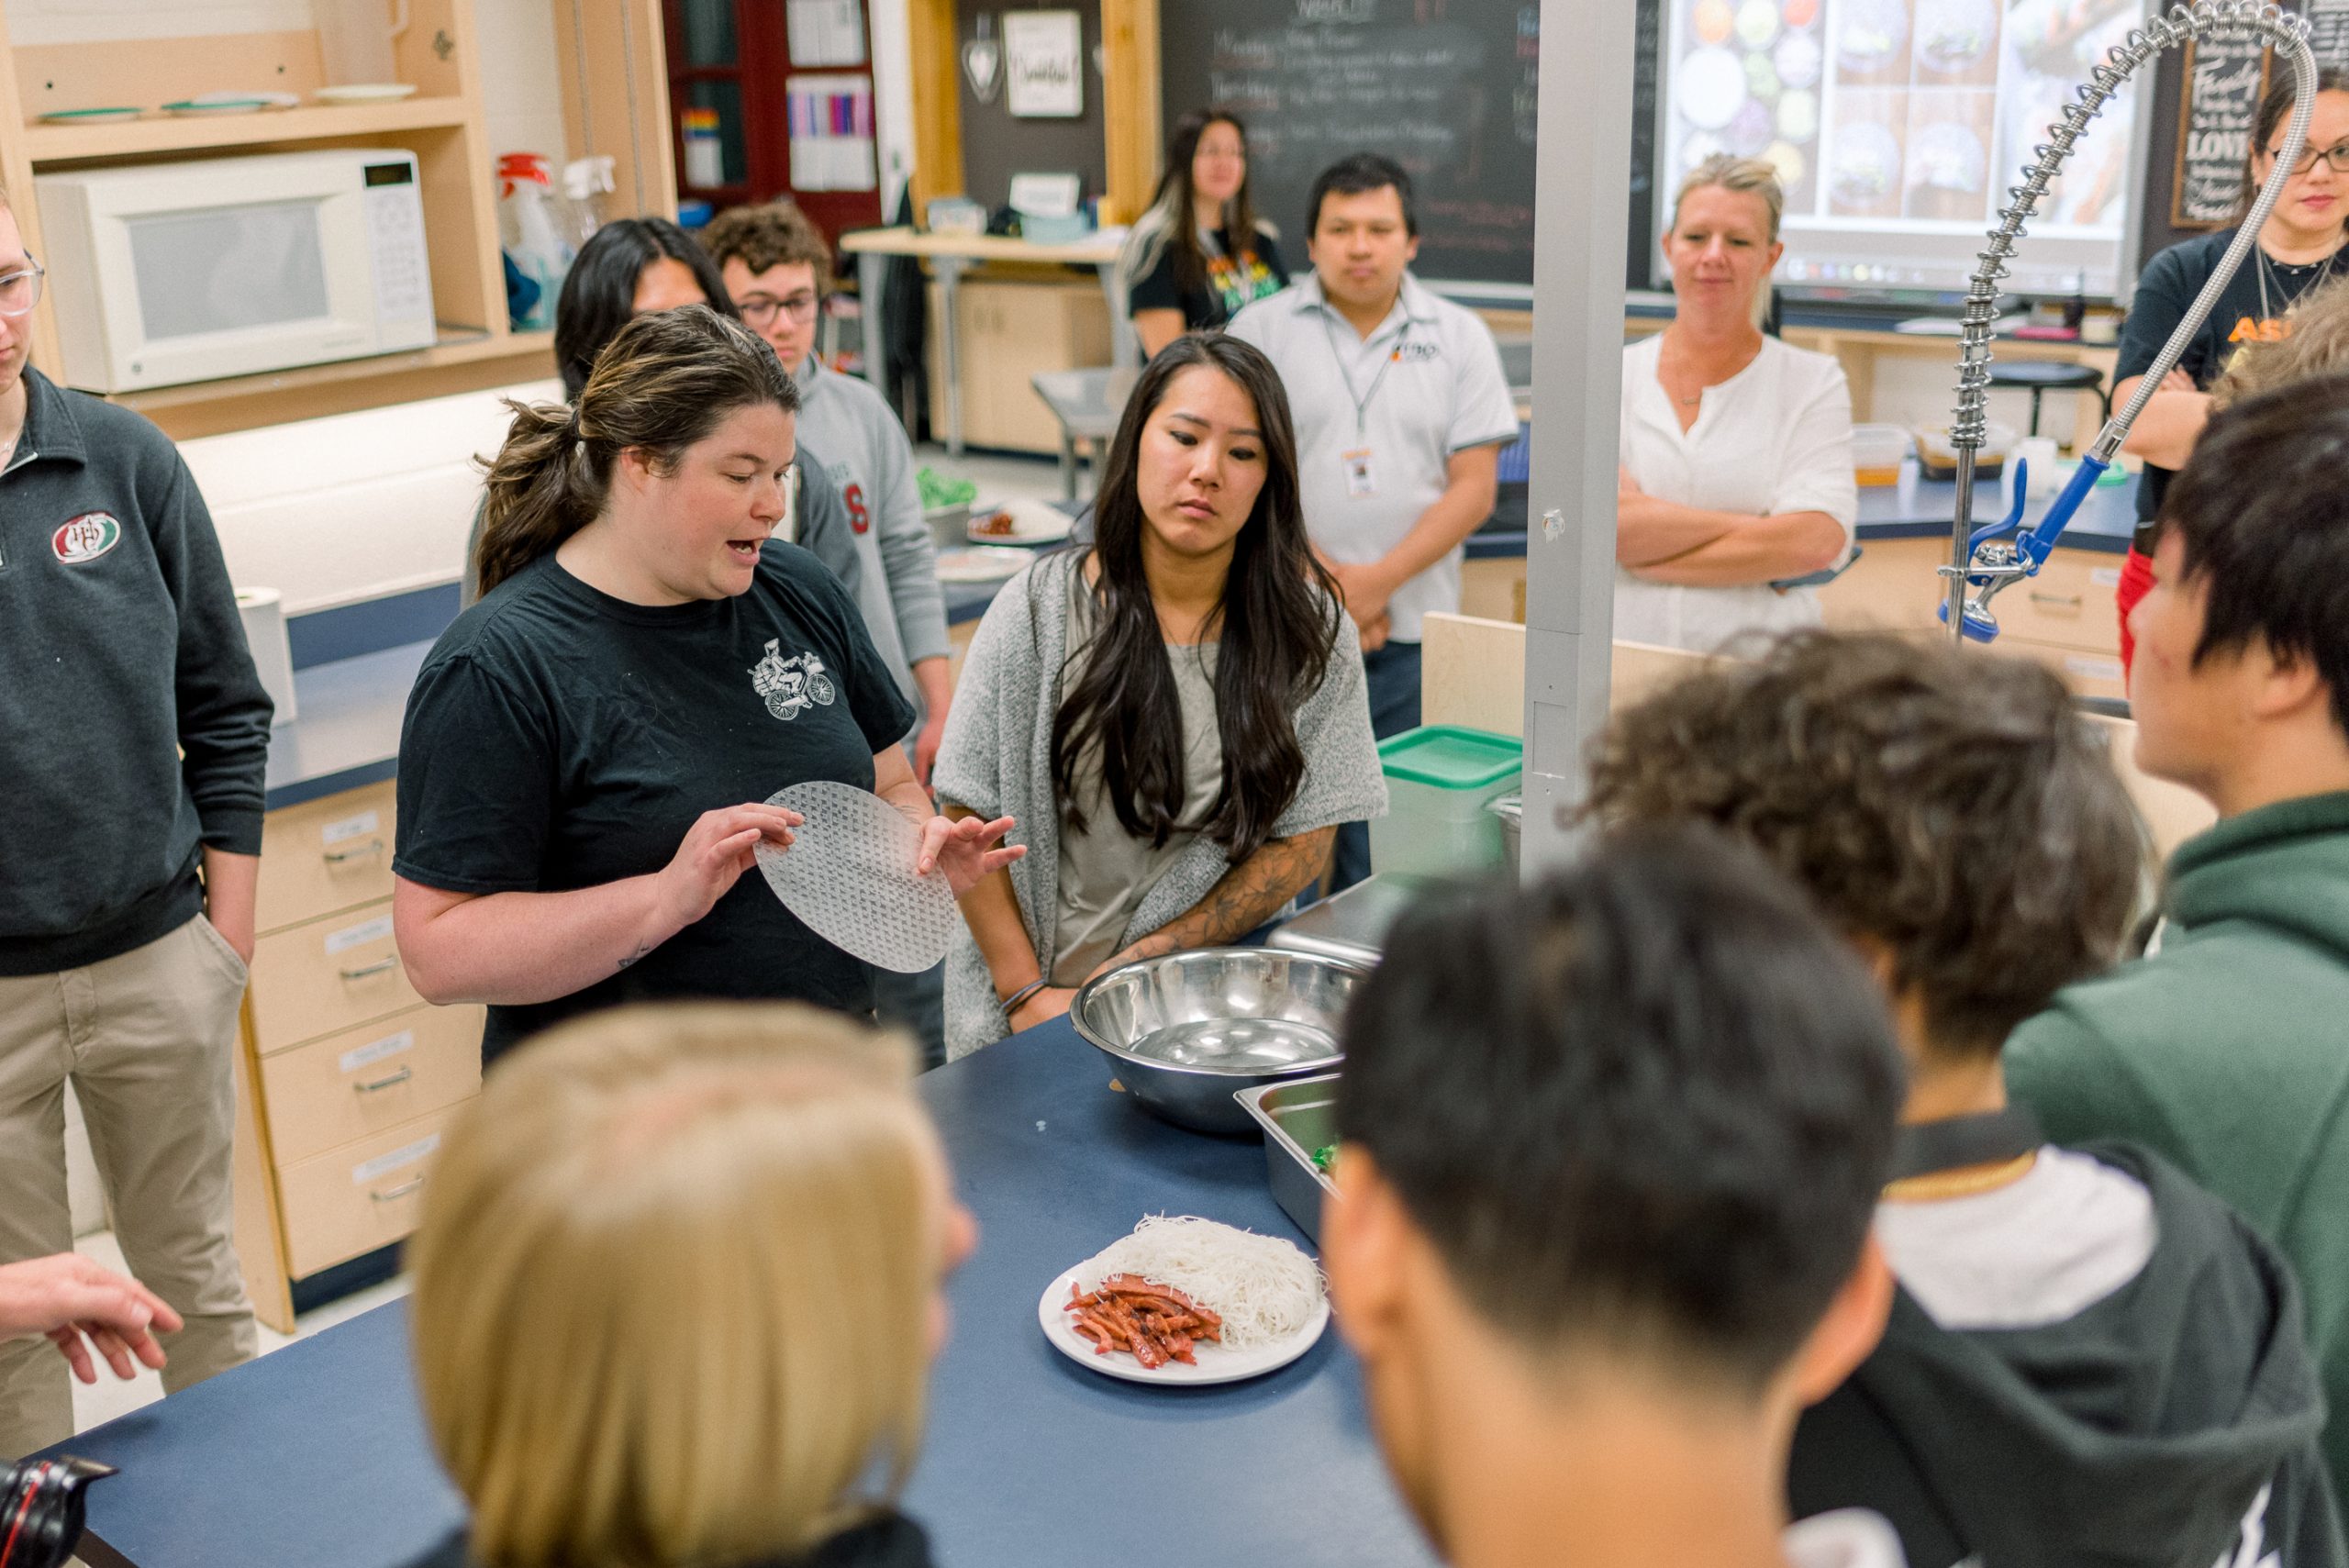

{"left": 1050, "top": 567, "right": 1223, "bottom": 985}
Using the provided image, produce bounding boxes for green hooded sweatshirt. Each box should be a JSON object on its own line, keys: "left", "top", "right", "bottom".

{"left": 2007, "top": 790, "right": 2349, "bottom": 1504}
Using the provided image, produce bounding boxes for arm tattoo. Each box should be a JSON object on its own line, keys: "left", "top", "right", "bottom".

{"left": 617, "top": 942, "right": 654, "bottom": 972}
{"left": 1128, "top": 830, "right": 1334, "bottom": 962}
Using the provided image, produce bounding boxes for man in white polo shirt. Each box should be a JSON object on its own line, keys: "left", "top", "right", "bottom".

{"left": 1227, "top": 153, "right": 1518, "bottom": 888}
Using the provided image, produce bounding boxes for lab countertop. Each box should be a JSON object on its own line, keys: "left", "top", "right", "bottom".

{"left": 46, "top": 1014, "right": 1436, "bottom": 1568}
{"left": 263, "top": 640, "right": 432, "bottom": 812}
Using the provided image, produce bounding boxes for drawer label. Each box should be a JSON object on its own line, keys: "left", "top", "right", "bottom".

{"left": 321, "top": 809, "right": 382, "bottom": 846}
{"left": 340, "top": 1029, "right": 416, "bottom": 1073}
{"left": 2090, "top": 567, "right": 2121, "bottom": 589}
{"left": 324, "top": 914, "right": 395, "bottom": 955}
{"left": 351, "top": 1133, "right": 440, "bottom": 1185}
{"left": 2065, "top": 655, "right": 2124, "bottom": 681}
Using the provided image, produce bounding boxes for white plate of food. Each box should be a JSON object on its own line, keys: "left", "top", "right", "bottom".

{"left": 933, "top": 546, "right": 1035, "bottom": 584}
{"left": 1038, "top": 1216, "right": 1330, "bottom": 1386}
{"left": 966, "top": 497, "right": 1073, "bottom": 545}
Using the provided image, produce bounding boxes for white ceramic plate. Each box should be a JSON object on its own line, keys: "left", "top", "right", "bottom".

{"left": 933, "top": 546, "right": 1033, "bottom": 584}
{"left": 39, "top": 106, "right": 142, "bottom": 122}
{"left": 1037, "top": 1268, "right": 1330, "bottom": 1386}
{"left": 164, "top": 99, "right": 268, "bottom": 117}
{"left": 965, "top": 498, "right": 1073, "bottom": 545}
{"left": 315, "top": 83, "right": 420, "bottom": 103}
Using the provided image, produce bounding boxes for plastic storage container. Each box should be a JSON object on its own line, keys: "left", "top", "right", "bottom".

{"left": 1369, "top": 726, "right": 1523, "bottom": 877}
{"left": 1851, "top": 423, "right": 1909, "bottom": 487}
{"left": 1915, "top": 420, "right": 2018, "bottom": 481}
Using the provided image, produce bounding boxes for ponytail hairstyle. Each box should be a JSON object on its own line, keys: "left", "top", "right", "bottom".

{"left": 473, "top": 305, "right": 798, "bottom": 597}
{"left": 2234, "top": 68, "right": 2349, "bottom": 228}
{"left": 1052, "top": 332, "right": 1339, "bottom": 862}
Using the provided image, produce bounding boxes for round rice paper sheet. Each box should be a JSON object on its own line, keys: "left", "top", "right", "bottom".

{"left": 754, "top": 780, "right": 959, "bottom": 973}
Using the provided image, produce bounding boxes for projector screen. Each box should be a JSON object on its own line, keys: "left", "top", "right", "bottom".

{"left": 1655, "top": 0, "right": 2153, "bottom": 302}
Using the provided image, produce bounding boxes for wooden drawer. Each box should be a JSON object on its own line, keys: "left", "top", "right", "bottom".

{"left": 274, "top": 1105, "right": 464, "bottom": 1279}
{"left": 258, "top": 1003, "right": 484, "bottom": 1168}
{"left": 1980, "top": 552, "right": 2123, "bottom": 656}
{"left": 2004, "top": 639, "right": 2127, "bottom": 705}
{"left": 248, "top": 899, "right": 422, "bottom": 1055}
{"left": 1820, "top": 536, "right": 2121, "bottom": 655}
{"left": 257, "top": 781, "right": 398, "bottom": 933}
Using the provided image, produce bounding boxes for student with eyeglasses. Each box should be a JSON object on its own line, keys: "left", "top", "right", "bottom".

{"left": 0, "top": 188, "right": 274, "bottom": 1456}
{"left": 700, "top": 202, "right": 955, "bottom": 1065}
{"left": 2109, "top": 70, "right": 2349, "bottom": 673}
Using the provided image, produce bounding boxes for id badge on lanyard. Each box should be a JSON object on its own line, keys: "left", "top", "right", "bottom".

{"left": 1327, "top": 314, "right": 1407, "bottom": 501}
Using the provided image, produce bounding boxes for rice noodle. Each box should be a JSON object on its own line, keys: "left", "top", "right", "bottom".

{"left": 1077, "top": 1215, "right": 1324, "bottom": 1350}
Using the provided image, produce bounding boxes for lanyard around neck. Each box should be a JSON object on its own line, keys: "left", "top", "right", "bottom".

{"left": 1320, "top": 301, "right": 1408, "bottom": 439}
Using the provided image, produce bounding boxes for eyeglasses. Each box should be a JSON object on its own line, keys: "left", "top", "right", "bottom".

{"left": 2268, "top": 139, "right": 2349, "bottom": 176}
{"left": 737, "top": 292, "right": 820, "bottom": 328}
{"left": 0, "top": 260, "right": 44, "bottom": 318}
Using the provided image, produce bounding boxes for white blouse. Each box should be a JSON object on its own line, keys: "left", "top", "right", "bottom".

{"left": 1615, "top": 334, "right": 1858, "bottom": 654}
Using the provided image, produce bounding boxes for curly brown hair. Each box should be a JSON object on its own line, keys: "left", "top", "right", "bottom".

{"left": 700, "top": 199, "right": 833, "bottom": 279}
{"left": 1580, "top": 631, "right": 2144, "bottom": 1059}
{"left": 2211, "top": 274, "right": 2349, "bottom": 412}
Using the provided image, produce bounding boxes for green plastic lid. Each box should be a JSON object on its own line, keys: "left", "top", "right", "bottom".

{"left": 1376, "top": 725, "right": 1522, "bottom": 789}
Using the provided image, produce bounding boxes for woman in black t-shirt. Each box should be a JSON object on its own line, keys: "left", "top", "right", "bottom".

{"left": 393, "top": 307, "right": 1019, "bottom": 1062}
{"left": 2110, "top": 70, "right": 2349, "bottom": 669}
{"left": 1119, "top": 108, "right": 1288, "bottom": 358}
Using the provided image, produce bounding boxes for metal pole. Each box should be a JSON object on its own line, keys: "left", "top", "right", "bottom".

{"left": 1520, "top": 0, "right": 1636, "bottom": 875}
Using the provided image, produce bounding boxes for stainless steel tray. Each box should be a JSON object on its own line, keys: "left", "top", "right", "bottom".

{"left": 1234, "top": 1073, "right": 1341, "bottom": 1245}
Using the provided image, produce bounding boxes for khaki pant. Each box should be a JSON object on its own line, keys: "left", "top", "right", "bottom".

{"left": 0, "top": 915, "right": 258, "bottom": 1457}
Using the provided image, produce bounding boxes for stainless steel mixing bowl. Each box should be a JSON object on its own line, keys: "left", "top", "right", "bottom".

{"left": 1071, "top": 948, "right": 1368, "bottom": 1133}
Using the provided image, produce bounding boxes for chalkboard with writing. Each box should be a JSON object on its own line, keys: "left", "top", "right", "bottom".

{"left": 2172, "top": 30, "right": 2271, "bottom": 228}
{"left": 1161, "top": 0, "right": 1544, "bottom": 286}
{"left": 2310, "top": 0, "right": 2349, "bottom": 68}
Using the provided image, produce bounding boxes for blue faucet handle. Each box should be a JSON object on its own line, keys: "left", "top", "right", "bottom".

{"left": 1968, "top": 458, "right": 2032, "bottom": 550}
{"left": 2017, "top": 454, "right": 2110, "bottom": 572}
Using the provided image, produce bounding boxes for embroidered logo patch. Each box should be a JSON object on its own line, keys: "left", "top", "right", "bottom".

{"left": 750, "top": 639, "right": 837, "bottom": 721}
{"left": 52, "top": 512, "right": 122, "bottom": 564}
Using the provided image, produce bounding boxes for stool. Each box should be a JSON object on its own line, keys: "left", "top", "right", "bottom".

{"left": 1987, "top": 361, "right": 2110, "bottom": 438}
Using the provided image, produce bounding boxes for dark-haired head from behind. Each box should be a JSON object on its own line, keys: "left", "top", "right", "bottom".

{"left": 553, "top": 217, "right": 739, "bottom": 398}
{"left": 1308, "top": 152, "right": 1417, "bottom": 239}
{"left": 1583, "top": 629, "right": 2143, "bottom": 1062}
{"left": 1331, "top": 828, "right": 1904, "bottom": 1396}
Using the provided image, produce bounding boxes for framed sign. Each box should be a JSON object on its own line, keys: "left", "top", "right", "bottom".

{"left": 1004, "top": 9, "right": 1082, "bottom": 118}
{"left": 2172, "top": 30, "right": 2270, "bottom": 228}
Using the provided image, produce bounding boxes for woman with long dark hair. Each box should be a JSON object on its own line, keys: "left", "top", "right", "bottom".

{"left": 2108, "top": 68, "right": 2349, "bottom": 670}
{"left": 1119, "top": 109, "right": 1287, "bottom": 358}
{"left": 931, "top": 333, "right": 1386, "bottom": 1058}
{"left": 395, "top": 307, "right": 1019, "bottom": 1065}
{"left": 462, "top": 217, "right": 864, "bottom": 607}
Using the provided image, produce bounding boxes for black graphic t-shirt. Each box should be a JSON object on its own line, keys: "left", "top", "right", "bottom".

{"left": 395, "top": 542, "right": 916, "bottom": 1062}
{"left": 2118, "top": 227, "right": 2349, "bottom": 538}
{"left": 1129, "top": 225, "right": 1289, "bottom": 335}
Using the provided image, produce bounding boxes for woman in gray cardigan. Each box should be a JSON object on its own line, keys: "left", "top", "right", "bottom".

{"left": 932, "top": 333, "right": 1386, "bottom": 1058}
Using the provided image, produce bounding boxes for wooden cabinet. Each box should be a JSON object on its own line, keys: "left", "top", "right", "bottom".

{"left": 927, "top": 278, "right": 1114, "bottom": 454}
{"left": 232, "top": 778, "right": 481, "bottom": 1330}
{"left": 0, "top": 0, "right": 672, "bottom": 440}
{"left": 1820, "top": 534, "right": 2127, "bottom": 703}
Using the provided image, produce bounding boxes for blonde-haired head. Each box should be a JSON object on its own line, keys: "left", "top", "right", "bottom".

{"left": 408, "top": 1003, "right": 946, "bottom": 1568}
{"left": 1673, "top": 154, "right": 1785, "bottom": 246}
{"left": 2212, "top": 274, "right": 2349, "bottom": 412}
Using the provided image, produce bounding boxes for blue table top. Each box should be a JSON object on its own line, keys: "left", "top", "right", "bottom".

{"left": 51, "top": 1017, "right": 1435, "bottom": 1568}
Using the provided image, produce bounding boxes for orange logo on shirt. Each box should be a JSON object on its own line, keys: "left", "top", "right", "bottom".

{"left": 2227, "top": 315, "right": 2292, "bottom": 344}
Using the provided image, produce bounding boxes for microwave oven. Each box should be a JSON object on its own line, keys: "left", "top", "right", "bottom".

{"left": 34, "top": 149, "right": 437, "bottom": 394}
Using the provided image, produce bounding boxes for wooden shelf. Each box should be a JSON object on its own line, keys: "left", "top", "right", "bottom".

{"left": 25, "top": 97, "right": 473, "bottom": 164}
{"left": 116, "top": 328, "right": 558, "bottom": 440}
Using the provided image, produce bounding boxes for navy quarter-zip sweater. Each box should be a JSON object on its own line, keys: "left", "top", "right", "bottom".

{"left": 0, "top": 367, "right": 272, "bottom": 973}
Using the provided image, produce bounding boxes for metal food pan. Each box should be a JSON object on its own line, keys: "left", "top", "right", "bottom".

{"left": 1234, "top": 1073, "right": 1341, "bottom": 1245}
